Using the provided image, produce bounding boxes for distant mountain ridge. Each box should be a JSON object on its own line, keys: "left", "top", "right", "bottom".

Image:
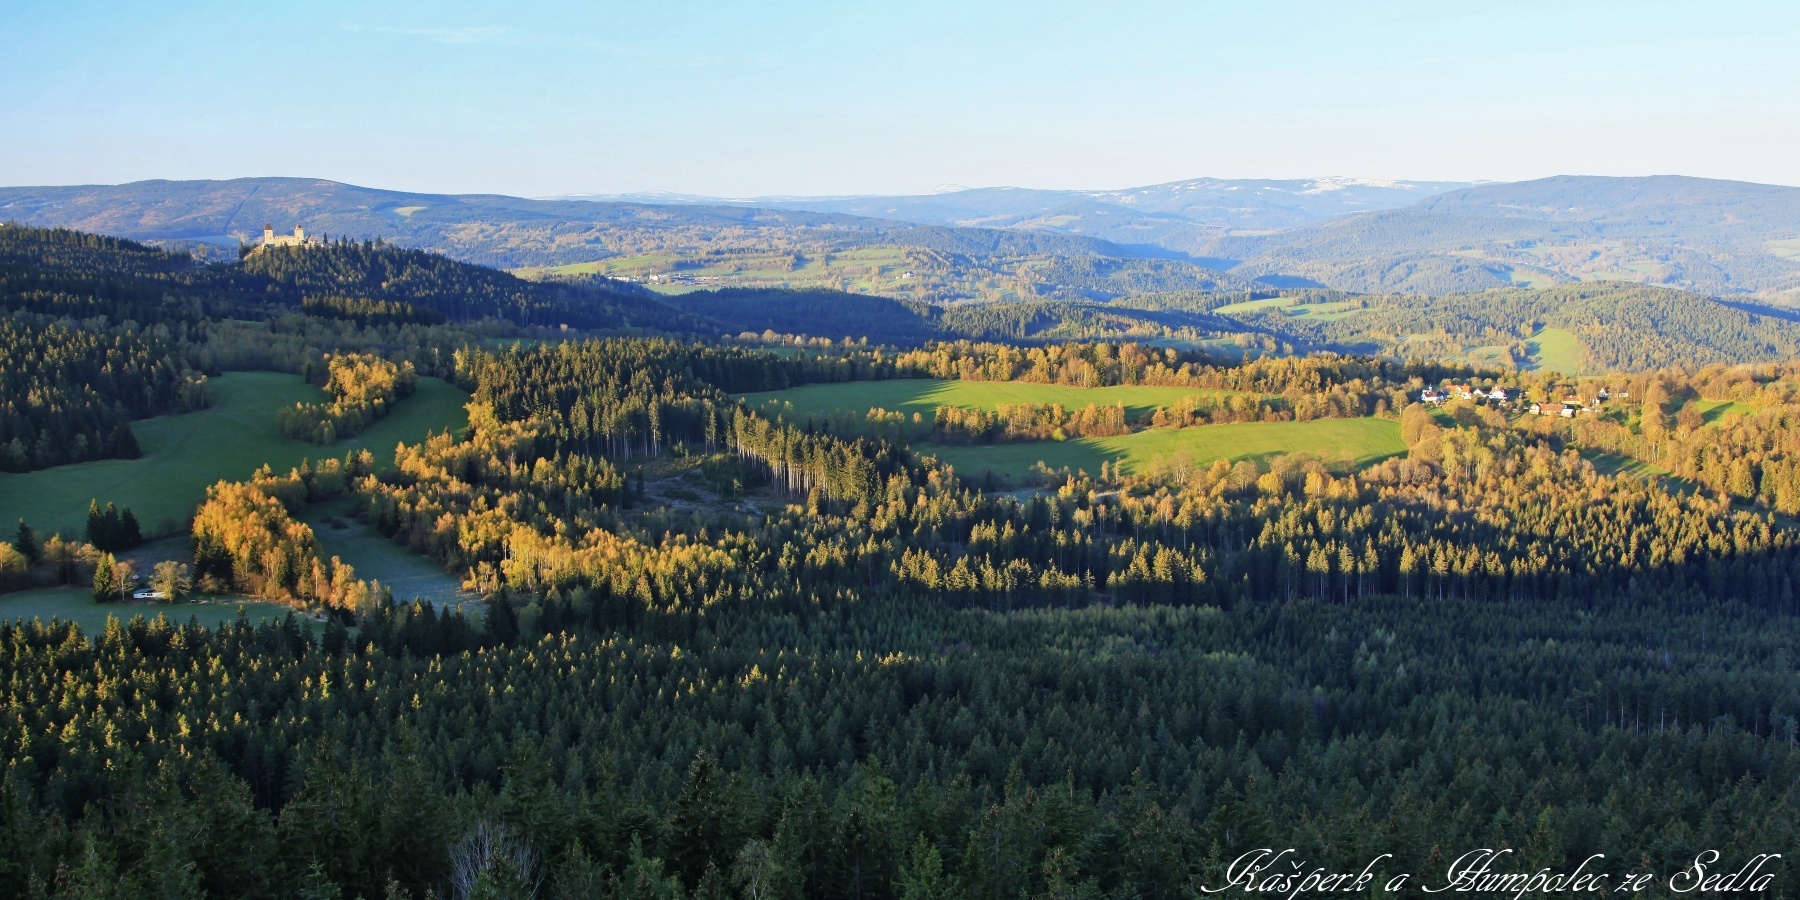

{"left": 1194, "top": 176, "right": 1800, "bottom": 298}
{"left": 5, "top": 174, "right": 1800, "bottom": 300}
{"left": 550, "top": 176, "right": 1471, "bottom": 252}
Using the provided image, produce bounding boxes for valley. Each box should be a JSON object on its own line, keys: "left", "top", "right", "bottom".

{"left": 3, "top": 203, "right": 1800, "bottom": 897}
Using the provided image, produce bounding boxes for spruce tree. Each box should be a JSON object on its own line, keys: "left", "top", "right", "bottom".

{"left": 85, "top": 500, "right": 105, "bottom": 550}
{"left": 111, "top": 419, "right": 140, "bottom": 459}
{"left": 91, "top": 554, "right": 115, "bottom": 603}
{"left": 485, "top": 591, "right": 519, "bottom": 644}
{"left": 102, "top": 503, "right": 122, "bottom": 551}
{"left": 12, "top": 520, "right": 37, "bottom": 566}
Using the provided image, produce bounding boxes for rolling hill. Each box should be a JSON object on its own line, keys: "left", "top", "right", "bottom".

{"left": 562, "top": 177, "right": 1470, "bottom": 255}
{"left": 1195, "top": 176, "right": 1800, "bottom": 298}
{"left": 1204, "top": 282, "right": 1800, "bottom": 371}
{"left": 0, "top": 177, "right": 1250, "bottom": 303}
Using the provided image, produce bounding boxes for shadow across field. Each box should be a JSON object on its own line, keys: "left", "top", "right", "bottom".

{"left": 739, "top": 379, "right": 1253, "bottom": 422}
{"left": 300, "top": 498, "right": 475, "bottom": 610}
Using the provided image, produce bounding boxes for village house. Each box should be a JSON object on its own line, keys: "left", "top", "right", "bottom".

{"left": 1488, "top": 387, "right": 1513, "bottom": 403}
{"left": 1453, "top": 384, "right": 1474, "bottom": 400}
{"left": 1420, "top": 387, "right": 1446, "bottom": 405}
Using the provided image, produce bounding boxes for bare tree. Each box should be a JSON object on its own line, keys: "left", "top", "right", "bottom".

{"left": 447, "top": 819, "right": 542, "bottom": 900}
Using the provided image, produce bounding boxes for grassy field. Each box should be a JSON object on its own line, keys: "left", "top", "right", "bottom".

{"left": 928, "top": 417, "right": 1404, "bottom": 483}
{"left": 739, "top": 379, "right": 1250, "bottom": 422}
{"left": 1526, "top": 327, "right": 1585, "bottom": 373}
{"left": 516, "top": 246, "right": 916, "bottom": 296}
{"left": 1503, "top": 265, "right": 1558, "bottom": 289}
{"left": 1583, "top": 451, "right": 1669, "bottom": 480}
{"left": 1461, "top": 343, "right": 1516, "bottom": 367}
{"left": 1692, "top": 399, "right": 1755, "bottom": 425}
{"left": 1581, "top": 451, "right": 1702, "bottom": 495}
{"left": 0, "top": 586, "right": 312, "bottom": 634}
{"left": 0, "top": 372, "right": 469, "bottom": 540}
{"left": 300, "top": 498, "right": 474, "bottom": 610}
{"left": 1214, "top": 298, "right": 1361, "bottom": 321}
{"left": 1768, "top": 238, "right": 1800, "bottom": 261}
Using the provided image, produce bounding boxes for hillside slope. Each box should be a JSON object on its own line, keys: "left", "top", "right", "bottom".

{"left": 1207, "top": 282, "right": 1800, "bottom": 371}
{"left": 0, "top": 178, "right": 1253, "bottom": 303}
{"left": 1203, "top": 176, "right": 1800, "bottom": 297}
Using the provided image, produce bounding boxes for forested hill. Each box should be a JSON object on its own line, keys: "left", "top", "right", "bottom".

{"left": 0, "top": 223, "right": 692, "bottom": 331}
{"left": 10, "top": 222, "right": 1796, "bottom": 372}
{"left": 0, "top": 178, "right": 885, "bottom": 255}
{"left": 239, "top": 240, "right": 686, "bottom": 330}
{"left": 1210, "top": 282, "right": 1800, "bottom": 371}
{"left": 0, "top": 177, "right": 1135, "bottom": 269}
{"left": 12, "top": 174, "right": 1800, "bottom": 299}
{"left": 0, "top": 223, "right": 702, "bottom": 472}
{"left": 1193, "top": 175, "right": 1800, "bottom": 297}
{"left": 1415, "top": 174, "right": 1800, "bottom": 233}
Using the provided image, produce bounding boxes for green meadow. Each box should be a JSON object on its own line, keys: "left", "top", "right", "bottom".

{"left": 0, "top": 372, "right": 469, "bottom": 540}
{"left": 1692, "top": 399, "right": 1755, "bottom": 425}
{"left": 738, "top": 378, "right": 1249, "bottom": 421}
{"left": 928, "top": 417, "right": 1404, "bottom": 483}
{"left": 516, "top": 246, "right": 917, "bottom": 295}
{"left": 1213, "top": 298, "right": 1362, "bottom": 321}
{"left": 300, "top": 497, "right": 474, "bottom": 609}
{"left": 1582, "top": 451, "right": 1669, "bottom": 480}
{"left": 1525, "top": 327, "right": 1585, "bottom": 373}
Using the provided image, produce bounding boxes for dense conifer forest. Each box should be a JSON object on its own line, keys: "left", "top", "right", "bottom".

{"left": 4, "top": 225, "right": 1800, "bottom": 897}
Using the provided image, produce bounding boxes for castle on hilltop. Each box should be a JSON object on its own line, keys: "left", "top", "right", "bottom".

{"left": 261, "top": 224, "right": 317, "bottom": 248}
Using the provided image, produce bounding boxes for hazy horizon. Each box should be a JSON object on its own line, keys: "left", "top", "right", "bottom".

{"left": 8, "top": 171, "right": 1800, "bottom": 203}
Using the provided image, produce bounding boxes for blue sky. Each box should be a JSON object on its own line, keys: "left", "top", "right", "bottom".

{"left": 3, "top": 0, "right": 1798, "bottom": 196}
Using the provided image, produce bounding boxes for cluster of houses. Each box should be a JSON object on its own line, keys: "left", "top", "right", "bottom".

{"left": 1419, "top": 384, "right": 1516, "bottom": 406}
{"left": 645, "top": 273, "right": 728, "bottom": 286}
{"left": 1419, "top": 384, "right": 1624, "bottom": 418}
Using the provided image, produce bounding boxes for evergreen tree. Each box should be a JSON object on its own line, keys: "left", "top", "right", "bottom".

{"left": 12, "top": 519, "right": 37, "bottom": 566}
{"left": 111, "top": 419, "right": 140, "bottom": 459}
{"left": 119, "top": 507, "right": 142, "bottom": 547}
{"left": 485, "top": 592, "right": 519, "bottom": 645}
{"left": 91, "top": 553, "right": 115, "bottom": 603}
{"left": 85, "top": 499, "right": 105, "bottom": 550}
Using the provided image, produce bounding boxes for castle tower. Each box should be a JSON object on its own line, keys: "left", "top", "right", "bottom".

{"left": 294, "top": 225, "right": 305, "bottom": 242}
{"left": 264, "top": 224, "right": 274, "bottom": 244}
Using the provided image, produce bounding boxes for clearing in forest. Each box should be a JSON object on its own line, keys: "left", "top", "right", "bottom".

{"left": 738, "top": 378, "right": 1251, "bottom": 422}
{"left": 1525, "top": 327, "right": 1585, "bottom": 373}
{"left": 299, "top": 498, "right": 475, "bottom": 610}
{"left": 0, "top": 372, "right": 470, "bottom": 540}
{"left": 927, "top": 416, "right": 1404, "bottom": 484}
